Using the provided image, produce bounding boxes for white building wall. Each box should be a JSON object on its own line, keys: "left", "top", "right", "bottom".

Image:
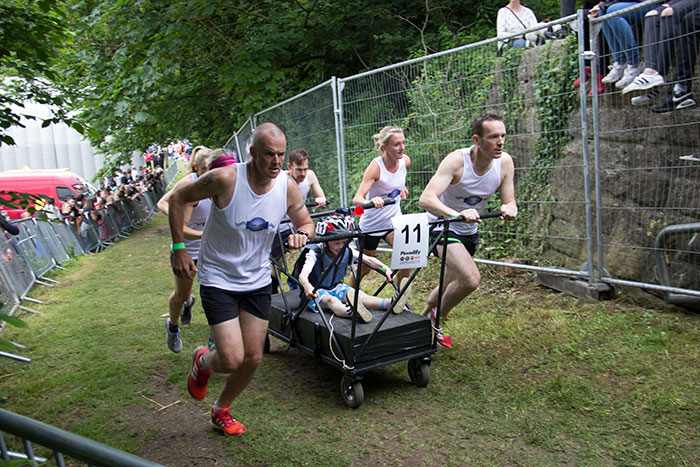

{"left": 0, "top": 102, "right": 102, "bottom": 181}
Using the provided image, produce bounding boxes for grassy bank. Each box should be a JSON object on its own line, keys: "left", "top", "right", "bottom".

{"left": 1, "top": 214, "right": 698, "bottom": 466}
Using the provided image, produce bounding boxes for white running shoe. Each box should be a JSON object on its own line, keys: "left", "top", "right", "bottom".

{"left": 601, "top": 62, "right": 625, "bottom": 84}
{"left": 615, "top": 63, "right": 644, "bottom": 90}
{"left": 631, "top": 87, "right": 661, "bottom": 106}
{"left": 622, "top": 71, "right": 665, "bottom": 94}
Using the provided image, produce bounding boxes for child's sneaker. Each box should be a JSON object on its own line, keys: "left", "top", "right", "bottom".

{"left": 391, "top": 278, "right": 411, "bottom": 314}
{"left": 430, "top": 308, "right": 453, "bottom": 349}
{"left": 187, "top": 347, "right": 212, "bottom": 400}
{"left": 345, "top": 288, "right": 372, "bottom": 323}
{"left": 210, "top": 406, "right": 247, "bottom": 436}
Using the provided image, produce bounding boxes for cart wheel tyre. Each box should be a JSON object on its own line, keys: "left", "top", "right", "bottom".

{"left": 340, "top": 376, "right": 364, "bottom": 408}
{"left": 408, "top": 359, "right": 430, "bottom": 387}
{"left": 263, "top": 335, "right": 270, "bottom": 354}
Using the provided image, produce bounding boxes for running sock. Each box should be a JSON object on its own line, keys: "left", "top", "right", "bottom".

{"left": 199, "top": 353, "right": 210, "bottom": 371}
{"left": 381, "top": 298, "right": 389, "bottom": 310}
{"left": 169, "top": 322, "right": 179, "bottom": 333}
{"left": 213, "top": 400, "right": 220, "bottom": 412}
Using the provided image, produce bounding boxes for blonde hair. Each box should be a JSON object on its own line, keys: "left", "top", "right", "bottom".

{"left": 187, "top": 146, "right": 211, "bottom": 173}
{"left": 373, "top": 126, "right": 404, "bottom": 153}
{"left": 204, "top": 148, "right": 234, "bottom": 168}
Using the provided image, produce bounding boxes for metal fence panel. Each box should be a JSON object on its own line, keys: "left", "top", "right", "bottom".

{"left": 78, "top": 213, "right": 102, "bottom": 253}
{"left": 34, "top": 219, "right": 70, "bottom": 264}
{"left": 50, "top": 221, "right": 84, "bottom": 258}
{"left": 338, "top": 17, "right": 588, "bottom": 272}
{"left": 0, "top": 261, "right": 19, "bottom": 319}
{"left": 14, "top": 219, "right": 56, "bottom": 279}
{"left": 235, "top": 118, "right": 254, "bottom": 163}
{"left": 0, "top": 232, "right": 36, "bottom": 300}
{"left": 255, "top": 79, "right": 343, "bottom": 207}
{"left": 590, "top": 0, "right": 700, "bottom": 298}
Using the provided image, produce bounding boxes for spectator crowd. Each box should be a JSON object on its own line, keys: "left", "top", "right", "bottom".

{"left": 497, "top": 0, "right": 699, "bottom": 112}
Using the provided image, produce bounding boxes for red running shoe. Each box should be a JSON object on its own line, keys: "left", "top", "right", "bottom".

{"left": 187, "top": 346, "right": 212, "bottom": 400}
{"left": 430, "top": 308, "right": 453, "bottom": 349}
{"left": 210, "top": 406, "right": 247, "bottom": 436}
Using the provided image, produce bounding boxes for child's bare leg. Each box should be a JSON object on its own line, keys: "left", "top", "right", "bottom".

{"left": 357, "top": 290, "right": 387, "bottom": 310}
{"left": 320, "top": 295, "right": 350, "bottom": 318}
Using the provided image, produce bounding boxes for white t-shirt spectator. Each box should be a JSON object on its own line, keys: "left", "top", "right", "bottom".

{"left": 497, "top": 5, "right": 538, "bottom": 49}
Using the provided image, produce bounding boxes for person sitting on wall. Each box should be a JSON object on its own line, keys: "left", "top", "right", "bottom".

{"left": 497, "top": 0, "right": 539, "bottom": 52}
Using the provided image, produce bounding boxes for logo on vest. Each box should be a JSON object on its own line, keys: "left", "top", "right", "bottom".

{"left": 385, "top": 188, "right": 402, "bottom": 199}
{"left": 461, "top": 195, "right": 483, "bottom": 206}
{"left": 237, "top": 217, "right": 276, "bottom": 232}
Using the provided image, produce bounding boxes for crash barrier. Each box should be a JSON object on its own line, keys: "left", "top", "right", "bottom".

{"left": 0, "top": 408, "right": 164, "bottom": 467}
{"left": 225, "top": 3, "right": 699, "bottom": 302}
{"left": 0, "top": 175, "right": 177, "bottom": 362}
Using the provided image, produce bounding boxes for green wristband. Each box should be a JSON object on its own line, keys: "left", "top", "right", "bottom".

{"left": 450, "top": 213, "right": 458, "bottom": 219}
{"left": 172, "top": 242, "right": 186, "bottom": 251}
{"left": 382, "top": 265, "right": 387, "bottom": 272}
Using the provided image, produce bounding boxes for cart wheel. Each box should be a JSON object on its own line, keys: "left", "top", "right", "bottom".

{"left": 263, "top": 335, "right": 270, "bottom": 354}
{"left": 340, "top": 376, "right": 364, "bottom": 408}
{"left": 408, "top": 358, "right": 430, "bottom": 387}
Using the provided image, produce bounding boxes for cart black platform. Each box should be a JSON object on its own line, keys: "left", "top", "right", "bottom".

{"left": 266, "top": 203, "right": 502, "bottom": 408}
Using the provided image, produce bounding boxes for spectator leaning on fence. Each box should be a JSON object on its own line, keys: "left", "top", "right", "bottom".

{"left": 0, "top": 211, "right": 19, "bottom": 236}
{"left": 497, "top": 0, "right": 539, "bottom": 51}
{"left": 590, "top": 1, "right": 654, "bottom": 91}
{"left": 418, "top": 113, "right": 518, "bottom": 349}
{"left": 621, "top": 0, "right": 699, "bottom": 112}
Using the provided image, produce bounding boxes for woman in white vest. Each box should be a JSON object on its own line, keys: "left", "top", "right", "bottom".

{"left": 351, "top": 126, "right": 411, "bottom": 288}
{"left": 157, "top": 147, "right": 236, "bottom": 353}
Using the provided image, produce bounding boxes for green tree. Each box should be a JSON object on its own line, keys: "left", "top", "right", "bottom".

{"left": 0, "top": 0, "right": 88, "bottom": 146}
{"left": 56, "top": 0, "right": 561, "bottom": 166}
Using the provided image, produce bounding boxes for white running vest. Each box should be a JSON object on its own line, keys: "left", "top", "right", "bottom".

{"left": 359, "top": 156, "right": 406, "bottom": 235}
{"left": 297, "top": 177, "right": 310, "bottom": 203}
{"left": 428, "top": 147, "right": 502, "bottom": 236}
{"left": 198, "top": 163, "right": 288, "bottom": 291}
{"left": 185, "top": 173, "right": 211, "bottom": 260}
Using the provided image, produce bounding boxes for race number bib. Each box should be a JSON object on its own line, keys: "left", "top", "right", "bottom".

{"left": 390, "top": 213, "right": 429, "bottom": 269}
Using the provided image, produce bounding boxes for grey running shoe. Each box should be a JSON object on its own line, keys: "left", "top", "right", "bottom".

{"left": 392, "top": 278, "right": 411, "bottom": 314}
{"left": 166, "top": 318, "right": 182, "bottom": 353}
{"left": 180, "top": 296, "right": 195, "bottom": 325}
{"left": 207, "top": 334, "right": 216, "bottom": 351}
{"left": 345, "top": 288, "right": 372, "bottom": 323}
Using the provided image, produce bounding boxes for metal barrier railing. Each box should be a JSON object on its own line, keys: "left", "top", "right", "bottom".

{"left": 0, "top": 176, "right": 179, "bottom": 358}
{"left": 0, "top": 408, "right": 164, "bottom": 467}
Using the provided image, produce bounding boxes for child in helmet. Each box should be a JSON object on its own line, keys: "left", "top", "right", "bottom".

{"left": 292, "top": 214, "right": 410, "bottom": 323}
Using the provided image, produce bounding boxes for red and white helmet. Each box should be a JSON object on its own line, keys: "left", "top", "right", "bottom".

{"left": 315, "top": 214, "right": 356, "bottom": 237}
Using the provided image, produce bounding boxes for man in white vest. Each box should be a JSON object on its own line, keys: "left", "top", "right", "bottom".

{"left": 419, "top": 113, "right": 518, "bottom": 349}
{"left": 168, "top": 122, "right": 314, "bottom": 436}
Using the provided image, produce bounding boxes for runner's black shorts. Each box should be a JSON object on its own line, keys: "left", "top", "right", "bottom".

{"left": 429, "top": 230, "right": 479, "bottom": 257}
{"left": 361, "top": 231, "right": 391, "bottom": 251}
{"left": 199, "top": 284, "right": 272, "bottom": 325}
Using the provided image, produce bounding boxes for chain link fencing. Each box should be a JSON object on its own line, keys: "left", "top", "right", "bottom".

{"left": 589, "top": 0, "right": 700, "bottom": 302}
{"left": 225, "top": 7, "right": 698, "bottom": 302}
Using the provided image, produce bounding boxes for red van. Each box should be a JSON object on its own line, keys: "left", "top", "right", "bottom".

{"left": 0, "top": 168, "right": 98, "bottom": 219}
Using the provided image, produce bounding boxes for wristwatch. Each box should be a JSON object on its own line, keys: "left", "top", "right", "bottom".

{"left": 296, "top": 229, "right": 309, "bottom": 237}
